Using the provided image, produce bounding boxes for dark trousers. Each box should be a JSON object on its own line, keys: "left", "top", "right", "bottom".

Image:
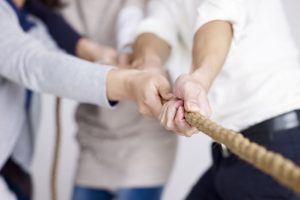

{"left": 186, "top": 125, "right": 300, "bottom": 200}
{"left": 0, "top": 158, "right": 32, "bottom": 200}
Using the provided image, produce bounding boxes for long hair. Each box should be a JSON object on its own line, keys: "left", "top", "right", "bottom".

{"left": 38, "top": 0, "right": 64, "bottom": 8}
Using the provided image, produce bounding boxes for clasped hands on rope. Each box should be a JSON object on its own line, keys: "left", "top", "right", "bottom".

{"left": 125, "top": 69, "right": 300, "bottom": 196}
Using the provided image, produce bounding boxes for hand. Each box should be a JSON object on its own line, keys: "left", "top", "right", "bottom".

{"left": 159, "top": 100, "right": 198, "bottom": 137}
{"left": 174, "top": 73, "right": 211, "bottom": 116}
{"left": 106, "top": 69, "right": 173, "bottom": 118}
{"left": 76, "top": 37, "right": 117, "bottom": 65}
{"left": 159, "top": 73, "right": 211, "bottom": 137}
{"left": 128, "top": 70, "right": 173, "bottom": 118}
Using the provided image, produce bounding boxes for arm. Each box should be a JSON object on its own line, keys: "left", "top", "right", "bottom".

{"left": 131, "top": 0, "right": 178, "bottom": 69}
{"left": 0, "top": 1, "right": 171, "bottom": 117}
{"left": 132, "top": 33, "right": 171, "bottom": 71}
{"left": 189, "top": 20, "right": 233, "bottom": 92}
{"left": 160, "top": 0, "right": 260, "bottom": 136}
{"left": 159, "top": 21, "right": 233, "bottom": 136}
{"left": 25, "top": 0, "right": 81, "bottom": 55}
{"left": 25, "top": 0, "right": 117, "bottom": 64}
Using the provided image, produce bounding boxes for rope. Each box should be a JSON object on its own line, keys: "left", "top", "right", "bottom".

{"left": 185, "top": 112, "right": 300, "bottom": 195}
{"left": 51, "top": 97, "right": 61, "bottom": 200}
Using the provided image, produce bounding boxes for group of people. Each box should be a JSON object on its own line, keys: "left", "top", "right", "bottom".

{"left": 1, "top": 0, "right": 300, "bottom": 199}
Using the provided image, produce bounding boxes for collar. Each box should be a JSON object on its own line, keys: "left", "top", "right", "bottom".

{"left": 5, "top": 0, "right": 35, "bottom": 32}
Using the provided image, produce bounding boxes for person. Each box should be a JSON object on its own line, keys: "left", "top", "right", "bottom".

{"left": 0, "top": 0, "right": 172, "bottom": 199}
{"left": 60, "top": 1, "right": 178, "bottom": 199}
{"left": 133, "top": 0, "right": 300, "bottom": 199}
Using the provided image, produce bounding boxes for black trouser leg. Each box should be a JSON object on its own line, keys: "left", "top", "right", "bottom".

{"left": 0, "top": 158, "right": 32, "bottom": 200}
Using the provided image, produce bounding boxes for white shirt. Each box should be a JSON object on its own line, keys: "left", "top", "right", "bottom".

{"left": 137, "top": 0, "right": 300, "bottom": 131}
{"left": 0, "top": 176, "right": 16, "bottom": 200}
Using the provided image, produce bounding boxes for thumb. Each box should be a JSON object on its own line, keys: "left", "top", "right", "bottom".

{"left": 185, "top": 93, "right": 211, "bottom": 117}
{"left": 158, "top": 80, "right": 174, "bottom": 101}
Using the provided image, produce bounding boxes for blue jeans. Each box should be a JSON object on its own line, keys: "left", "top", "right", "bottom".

{"left": 72, "top": 186, "right": 163, "bottom": 200}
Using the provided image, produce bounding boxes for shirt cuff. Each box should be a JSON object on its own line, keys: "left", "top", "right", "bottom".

{"left": 195, "top": 0, "right": 246, "bottom": 43}
{"left": 117, "top": 6, "right": 144, "bottom": 51}
{"left": 98, "top": 66, "right": 118, "bottom": 109}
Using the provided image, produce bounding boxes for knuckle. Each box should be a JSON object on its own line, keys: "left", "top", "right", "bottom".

{"left": 165, "top": 122, "right": 174, "bottom": 131}
{"left": 138, "top": 106, "right": 148, "bottom": 116}
{"left": 142, "top": 97, "right": 152, "bottom": 107}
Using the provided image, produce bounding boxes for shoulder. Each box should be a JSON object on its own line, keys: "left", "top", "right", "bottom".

{"left": 0, "top": 1, "right": 19, "bottom": 23}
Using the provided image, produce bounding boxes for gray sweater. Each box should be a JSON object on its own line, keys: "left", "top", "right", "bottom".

{"left": 0, "top": 0, "right": 113, "bottom": 170}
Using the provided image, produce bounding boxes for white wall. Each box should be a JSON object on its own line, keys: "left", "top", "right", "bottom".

{"left": 32, "top": 1, "right": 300, "bottom": 200}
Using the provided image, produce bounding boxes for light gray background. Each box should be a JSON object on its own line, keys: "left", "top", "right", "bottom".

{"left": 31, "top": 1, "right": 300, "bottom": 200}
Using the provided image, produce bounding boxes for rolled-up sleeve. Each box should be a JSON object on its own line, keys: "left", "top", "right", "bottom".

{"left": 135, "top": 0, "right": 178, "bottom": 49}
{"left": 195, "top": 0, "right": 261, "bottom": 42}
{"left": 0, "top": 1, "right": 114, "bottom": 108}
{"left": 117, "top": 1, "right": 145, "bottom": 50}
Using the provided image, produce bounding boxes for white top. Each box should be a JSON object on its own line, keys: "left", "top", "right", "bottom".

{"left": 62, "top": 0, "right": 177, "bottom": 190}
{"left": 136, "top": 0, "right": 300, "bottom": 131}
{"left": 0, "top": 177, "right": 16, "bottom": 200}
{"left": 0, "top": 0, "right": 114, "bottom": 171}
{"left": 117, "top": 2, "right": 145, "bottom": 50}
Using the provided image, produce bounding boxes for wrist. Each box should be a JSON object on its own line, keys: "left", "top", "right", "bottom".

{"left": 106, "top": 68, "right": 139, "bottom": 101}
{"left": 133, "top": 50, "right": 164, "bottom": 70}
{"left": 190, "top": 67, "right": 213, "bottom": 91}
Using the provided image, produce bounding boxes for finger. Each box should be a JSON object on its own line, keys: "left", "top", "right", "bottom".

{"left": 184, "top": 89, "right": 212, "bottom": 117}
{"left": 160, "top": 102, "right": 183, "bottom": 135}
{"left": 159, "top": 103, "right": 169, "bottom": 128}
{"left": 146, "top": 92, "right": 164, "bottom": 118}
{"left": 174, "top": 106, "right": 197, "bottom": 137}
{"left": 165, "top": 101, "right": 182, "bottom": 132}
{"left": 158, "top": 79, "right": 174, "bottom": 101}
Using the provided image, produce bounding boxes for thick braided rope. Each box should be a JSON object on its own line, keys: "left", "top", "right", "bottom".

{"left": 185, "top": 112, "right": 300, "bottom": 195}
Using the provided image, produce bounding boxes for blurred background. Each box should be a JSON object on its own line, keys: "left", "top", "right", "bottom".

{"left": 31, "top": 1, "right": 300, "bottom": 200}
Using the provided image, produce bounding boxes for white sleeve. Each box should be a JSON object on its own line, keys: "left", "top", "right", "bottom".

{"left": 0, "top": 176, "right": 16, "bottom": 200}
{"left": 195, "top": 0, "right": 262, "bottom": 42}
{"left": 135, "top": 0, "right": 178, "bottom": 48}
{"left": 0, "top": 1, "right": 114, "bottom": 108}
{"left": 117, "top": 4, "right": 144, "bottom": 51}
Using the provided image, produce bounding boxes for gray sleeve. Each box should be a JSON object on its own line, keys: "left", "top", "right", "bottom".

{"left": 0, "top": 1, "right": 113, "bottom": 108}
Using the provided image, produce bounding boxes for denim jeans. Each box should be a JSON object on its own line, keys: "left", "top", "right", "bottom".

{"left": 72, "top": 186, "right": 163, "bottom": 200}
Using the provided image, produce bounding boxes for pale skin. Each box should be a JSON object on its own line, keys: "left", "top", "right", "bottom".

{"left": 13, "top": 0, "right": 172, "bottom": 118}
{"left": 160, "top": 20, "right": 233, "bottom": 136}
{"left": 133, "top": 21, "right": 233, "bottom": 136}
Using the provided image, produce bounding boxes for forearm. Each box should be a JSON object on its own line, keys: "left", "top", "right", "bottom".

{"left": 25, "top": 0, "right": 81, "bottom": 55}
{"left": 192, "top": 20, "right": 233, "bottom": 90}
{"left": 133, "top": 33, "right": 171, "bottom": 69}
